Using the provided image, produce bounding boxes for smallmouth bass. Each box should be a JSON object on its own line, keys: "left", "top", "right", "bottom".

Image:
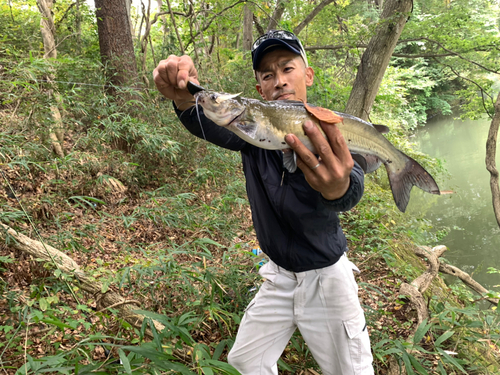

{"left": 188, "top": 82, "right": 440, "bottom": 212}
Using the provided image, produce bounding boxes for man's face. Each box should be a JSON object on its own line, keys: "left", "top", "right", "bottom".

{"left": 255, "top": 48, "right": 314, "bottom": 102}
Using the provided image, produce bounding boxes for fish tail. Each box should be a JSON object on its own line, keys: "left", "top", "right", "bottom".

{"left": 386, "top": 152, "right": 440, "bottom": 212}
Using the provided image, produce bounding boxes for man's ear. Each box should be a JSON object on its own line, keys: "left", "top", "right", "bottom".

{"left": 256, "top": 83, "right": 266, "bottom": 100}
{"left": 305, "top": 66, "right": 314, "bottom": 87}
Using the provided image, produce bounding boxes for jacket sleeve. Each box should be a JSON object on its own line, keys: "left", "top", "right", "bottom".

{"left": 174, "top": 102, "right": 248, "bottom": 152}
{"left": 320, "top": 160, "right": 365, "bottom": 212}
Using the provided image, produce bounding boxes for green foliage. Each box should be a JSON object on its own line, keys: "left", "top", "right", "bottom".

{"left": 374, "top": 62, "right": 453, "bottom": 130}
{"left": 1, "top": 0, "right": 500, "bottom": 373}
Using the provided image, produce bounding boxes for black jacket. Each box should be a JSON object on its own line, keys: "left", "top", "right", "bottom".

{"left": 175, "top": 103, "right": 364, "bottom": 272}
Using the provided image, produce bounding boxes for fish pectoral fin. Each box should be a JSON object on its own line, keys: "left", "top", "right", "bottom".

{"left": 351, "top": 153, "right": 368, "bottom": 173}
{"left": 283, "top": 151, "right": 297, "bottom": 173}
{"left": 372, "top": 124, "right": 390, "bottom": 134}
{"left": 235, "top": 122, "right": 259, "bottom": 139}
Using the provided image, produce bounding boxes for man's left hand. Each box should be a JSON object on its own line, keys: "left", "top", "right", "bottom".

{"left": 284, "top": 120, "right": 354, "bottom": 200}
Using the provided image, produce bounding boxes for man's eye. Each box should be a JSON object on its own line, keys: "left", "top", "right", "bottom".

{"left": 263, "top": 74, "right": 271, "bottom": 80}
{"left": 284, "top": 67, "right": 293, "bottom": 72}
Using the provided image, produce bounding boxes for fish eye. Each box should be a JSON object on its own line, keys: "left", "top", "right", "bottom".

{"left": 210, "top": 94, "right": 217, "bottom": 101}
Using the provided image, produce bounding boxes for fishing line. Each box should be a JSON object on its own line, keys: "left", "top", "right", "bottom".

{"left": 195, "top": 95, "right": 207, "bottom": 141}
{"left": 0, "top": 77, "right": 157, "bottom": 91}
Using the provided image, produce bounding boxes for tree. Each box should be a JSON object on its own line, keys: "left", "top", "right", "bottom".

{"left": 344, "top": 0, "right": 413, "bottom": 120}
{"left": 243, "top": 4, "right": 253, "bottom": 50}
{"left": 487, "top": 92, "right": 500, "bottom": 227}
{"left": 94, "top": 0, "right": 138, "bottom": 88}
{"left": 37, "top": 0, "right": 65, "bottom": 158}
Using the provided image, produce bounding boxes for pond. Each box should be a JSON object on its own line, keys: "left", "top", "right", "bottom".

{"left": 407, "top": 114, "right": 500, "bottom": 291}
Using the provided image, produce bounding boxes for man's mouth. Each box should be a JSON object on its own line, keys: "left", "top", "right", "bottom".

{"left": 274, "top": 92, "right": 294, "bottom": 100}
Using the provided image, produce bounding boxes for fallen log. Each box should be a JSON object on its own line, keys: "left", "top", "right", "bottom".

{"left": 0, "top": 222, "right": 165, "bottom": 333}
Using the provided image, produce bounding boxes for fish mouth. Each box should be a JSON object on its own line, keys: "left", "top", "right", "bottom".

{"left": 226, "top": 110, "right": 245, "bottom": 127}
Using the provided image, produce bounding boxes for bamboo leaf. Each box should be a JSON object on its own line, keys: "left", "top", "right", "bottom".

{"left": 118, "top": 349, "right": 132, "bottom": 374}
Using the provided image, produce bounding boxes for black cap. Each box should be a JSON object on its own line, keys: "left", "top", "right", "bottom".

{"left": 251, "top": 30, "right": 308, "bottom": 71}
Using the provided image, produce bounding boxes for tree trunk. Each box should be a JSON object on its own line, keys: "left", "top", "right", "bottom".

{"left": 139, "top": 1, "right": 152, "bottom": 85}
{"left": 164, "top": 0, "right": 185, "bottom": 55}
{"left": 37, "top": 0, "right": 65, "bottom": 158}
{"left": 75, "top": 0, "right": 82, "bottom": 49}
{"left": 293, "top": 0, "right": 336, "bottom": 36}
{"left": 243, "top": 4, "right": 253, "bottom": 51}
{"left": 37, "top": 0, "right": 57, "bottom": 59}
{"left": 267, "top": 0, "right": 286, "bottom": 32}
{"left": 156, "top": 0, "right": 167, "bottom": 35}
{"left": 124, "top": 0, "right": 135, "bottom": 38}
{"left": 344, "top": 0, "right": 413, "bottom": 120}
{"left": 486, "top": 92, "right": 500, "bottom": 228}
{"left": 94, "top": 0, "right": 139, "bottom": 88}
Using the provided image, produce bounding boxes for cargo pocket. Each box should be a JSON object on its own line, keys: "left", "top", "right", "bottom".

{"left": 258, "top": 261, "right": 278, "bottom": 285}
{"left": 343, "top": 312, "right": 373, "bottom": 374}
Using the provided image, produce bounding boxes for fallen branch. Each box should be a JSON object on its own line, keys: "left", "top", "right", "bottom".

{"left": 0, "top": 222, "right": 165, "bottom": 334}
{"left": 439, "top": 263, "right": 499, "bottom": 306}
{"left": 400, "top": 245, "right": 448, "bottom": 327}
{"left": 400, "top": 245, "right": 499, "bottom": 325}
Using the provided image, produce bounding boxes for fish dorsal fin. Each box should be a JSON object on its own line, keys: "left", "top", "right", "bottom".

{"left": 235, "top": 122, "right": 259, "bottom": 139}
{"left": 304, "top": 103, "right": 343, "bottom": 124}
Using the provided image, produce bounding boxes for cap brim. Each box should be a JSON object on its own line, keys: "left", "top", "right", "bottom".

{"left": 252, "top": 39, "right": 302, "bottom": 70}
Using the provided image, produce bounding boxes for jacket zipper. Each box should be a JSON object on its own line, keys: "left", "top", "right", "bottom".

{"left": 279, "top": 169, "right": 295, "bottom": 267}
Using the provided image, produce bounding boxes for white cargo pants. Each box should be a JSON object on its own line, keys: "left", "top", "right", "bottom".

{"left": 227, "top": 254, "right": 374, "bottom": 375}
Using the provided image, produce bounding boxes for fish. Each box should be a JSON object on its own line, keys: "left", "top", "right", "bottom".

{"left": 187, "top": 81, "right": 440, "bottom": 212}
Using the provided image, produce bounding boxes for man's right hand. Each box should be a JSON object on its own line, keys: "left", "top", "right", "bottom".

{"left": 153, "top": 55, "right": 199, "bottom": 111}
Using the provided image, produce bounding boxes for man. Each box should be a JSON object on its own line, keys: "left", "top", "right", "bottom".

{"left": 153, "top": 30, "right": 373, "bottom": 375}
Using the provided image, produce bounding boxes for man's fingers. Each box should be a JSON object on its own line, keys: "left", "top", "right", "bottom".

{"left": 165, "top": 56, "right": 181, "bottom": 88}
{"left": 301, "top": 120, "right": 337, "bottom": 168}
{"left": 177, "top": 55, "right": 198, "bottom": 89}
{"left": 319, "top": 121, "right": 352, "bottom": 166}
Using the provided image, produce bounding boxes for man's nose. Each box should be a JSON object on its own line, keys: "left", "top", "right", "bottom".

{"left": 274, "top": 72, "right": 287, "bottom": 88}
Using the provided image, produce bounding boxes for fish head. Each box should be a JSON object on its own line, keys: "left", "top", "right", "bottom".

{"left": 194, "top": 90, "right": 246, "bottom": 127}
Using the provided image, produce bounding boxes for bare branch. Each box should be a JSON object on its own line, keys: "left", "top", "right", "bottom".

{"left": 293, "top": 0, "right": 337, "bottom": 35}
{"left": 267, "top": 0, "right": 286, "bottom": 32}
{"left": 436, "top": 58, "right": 494, "bottom": 118}
{"left": 185, "top": 0, "right": 246, "bottom": 49}
{"left": 439, "top": 263, "right": 499, "bottom": 305}
{"left": 304, "top": 43, "right": 367, "bottom": 52}
{"left": 55, "top": 1, "right": 78, "bottom": 27}
{"left": 401, "top": 37, "right": 500, "bottom": 74}
{"left": 253, "top": 13, "right": 265, "bottom": 35}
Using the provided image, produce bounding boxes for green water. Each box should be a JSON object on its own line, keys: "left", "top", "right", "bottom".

{"left": 407, "top": 115, "right": 500, "bottom": 291}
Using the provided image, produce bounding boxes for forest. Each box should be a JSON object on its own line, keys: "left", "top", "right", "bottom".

{"left": 1, "top": 0, "right": 500, "bottom": 373}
